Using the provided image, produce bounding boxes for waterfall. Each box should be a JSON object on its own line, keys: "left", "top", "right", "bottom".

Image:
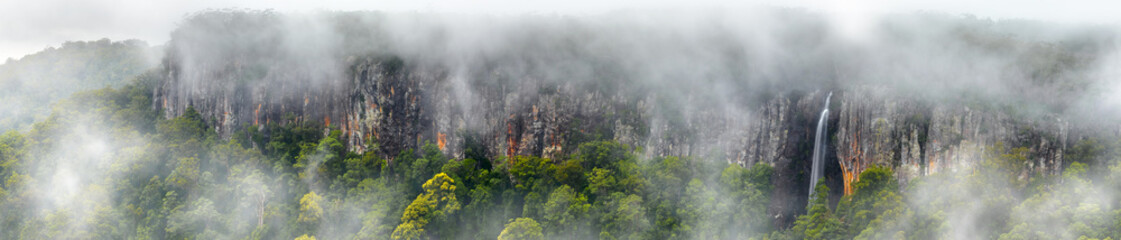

{"left": 809, "top": 92, "right": 832, "bottom": 199}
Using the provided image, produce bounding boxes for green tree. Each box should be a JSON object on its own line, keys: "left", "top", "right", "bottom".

{"left": 585, "top": 168, "right": 617, "bottom": 198}
{"left": 167, "top": 157, "right": 201, "bottom": 189}
{"left": 0, "top": 38, "right": 156, "bottom": 131}
{"left": 997, "top": 161, "right": 1112, "bottom": 239}
{"left": 166, "top": 197, "right": 223, "bottom": 238}
{"left": 392, "top": 173, "right": 461, "bottom": 239}
{"left": 783, "top": 180, "right": 842, "bottom": 240}
{"left": 298, "top": 191, "right": 324, "bottom": 224}
{"left": 509, "top": 156, "right": 555, "bottom": 192}
{"left": 599, "top": 193, "right": 650, "bottom": 240}
{"left": 498, "top": 218, "right": 545, "bottom": 240}
{"left": 835, "top": 165, "right": 899, "bottom": 238}
{"left": 541, "top": 185, "right": 591, "bottom": 235}
{"left": 715, "top": 163, "right": 773, "bottom": 238}
{"left": 0, "top": 131, "right": 28, "bottom": 180}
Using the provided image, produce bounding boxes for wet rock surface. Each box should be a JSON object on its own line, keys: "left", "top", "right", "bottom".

{"left": 155, "top": 58, "right": 1072, "bottom": 228}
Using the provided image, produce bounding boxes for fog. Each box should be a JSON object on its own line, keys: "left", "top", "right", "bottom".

{"left": 3, "top": 3, "right": 1121, "bottom": 240}
{"left": 4, "top": 0, "right": 1121, "bottom": 61}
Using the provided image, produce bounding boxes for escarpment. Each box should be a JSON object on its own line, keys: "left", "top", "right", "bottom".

{"left": 151, "top": 11, "right": 1102, "bottom": 229}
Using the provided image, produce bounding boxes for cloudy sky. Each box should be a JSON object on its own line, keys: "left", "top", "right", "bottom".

{"left": 0, "top": 0, "right": 1116, "bottom": 61}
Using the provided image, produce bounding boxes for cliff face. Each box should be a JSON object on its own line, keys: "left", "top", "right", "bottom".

{"left": 154, "top": 56, "right": 1074, "bottom": 226}
{"left": 832, "top": 88, "right": 1069, "bottom": 194}
{"left": 151, "top": 11, "right": 1101, "bottom": 229}
{"left": 155, "top": 55, "right": 637, "bottom": 162}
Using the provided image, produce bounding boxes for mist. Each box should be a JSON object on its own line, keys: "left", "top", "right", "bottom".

{"left": 3, "top": 4, "right": 1121, "bottom": 240}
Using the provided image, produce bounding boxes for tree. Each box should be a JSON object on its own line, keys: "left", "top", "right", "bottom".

{"left": 294, "top": 133, "right": 346, "bottom": 187}
{"left": 0, "top": 38, "right": 155, "bottom": 131}
{"left": 235, "top": 168, "right": 272, "bottom": 227}
{"left": 420, "top": 173, "right": 461, "bottom": 223}
{"left": 598, "top": 193, "right": 650, "bottom": 239}
{"left": 585, "top": 168, "right": 616, "bottom": 198}
{"left": 393, "top": 195, "right": 431, "bottom": 240}
{"left": 835, "top": 165, "right": 899, "bottom": 238}
{"left": 554, "top": 158, "right": 586, "bottom": 191}
{"left": 341, "top": 150, "right": 384, "bottom": 188}
{"left": 542, "top": 185, "right": 591, "bottom": 235}
{"left": 716, "top": 163, "right": 773, "bottom": 238}
{"left": 572, "top": 141, "right": 643, "bottom": 195}
{"left": 499, "top": 218, "right": 545, "bottom": 240}
{"left": 156, "top": 106, "right": 210, "bottom": 144}
{"left": 353, "top": 178, "right": 407, "bottom": 239}
{"left": 509, "top": 156, "right": 554, "bottom": 192}
{"left": 166, "top": 197, "right": 223, "bottom": 238}
{"left": 392, "top": 173, "right": 461, "bottom": 239}
{"left": 298, "top": 191, "right": 324, "bottom": 224}
{"left": 997, "top": 161, "right": 1112, "bottom": 239}
{"left": 782, "top": 180, "right": 842, "bottom": 240}
{"left": 166, "top": 157, "right": 201, "bottom": 189}
{"left": 0, "top": 131, "right": 27, "bottom": 180}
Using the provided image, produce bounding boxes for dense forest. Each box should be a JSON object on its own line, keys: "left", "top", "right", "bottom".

{"left": 2, "top": 68, "right": 1121, "bottom": 240}
{"left": 4, "top": 8, "right": 1121, "bottom": 240}
{"left": 0, "top": 39, "right": 159, "bottom": 131}
{"left": 0, "top": 74, "right": 774, "bottom": 239}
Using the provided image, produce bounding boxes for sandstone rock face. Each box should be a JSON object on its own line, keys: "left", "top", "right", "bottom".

{"left": 832, "top": 88, "right": 1068, "bottom": 194}
{"left": 156, "top": 56, "right": 645, "bottom": 164}
{"left": 151, "top": 12, "right": 1089, "bottom": 230}
{"left": 155, "top": 56, "right": 1072, "bottom": 228}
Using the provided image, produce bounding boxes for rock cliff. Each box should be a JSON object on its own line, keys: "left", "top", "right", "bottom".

{"left": 151, "top": 10, "right": 1097, "bottom": 228}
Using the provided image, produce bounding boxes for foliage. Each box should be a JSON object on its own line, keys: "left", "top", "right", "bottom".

{"left": 835, "top": 165, "right": 899, "bottom": 238}
{"left": 777, "top": 180, "right": 842, "bottom": 240}
{"left": 0, "top": 81, "right": 787, "bottom": 239}
{"left": 498, "top": 218, "right": 545, "bottom": 240}
{"left": 0, "top": 39, "right": 157, "bottom": 131}
{"left": 392, "top": 173, "right": 461, "bottom": 239}
{"left": 541, "top": 185, "right": 591, "bottom": 235}
{"left": 5, "top": 70, "right": 1121, "bottom": 240}
{"left": 298, "top": 192, "right": 324, "bottom": 224}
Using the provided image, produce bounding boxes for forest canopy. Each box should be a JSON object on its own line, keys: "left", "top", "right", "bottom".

{"left": 3, "top": 8, "right": 1121, "bottom": 240}
{"left": 2, "top": 68, "right": 1121, "bottom": 240}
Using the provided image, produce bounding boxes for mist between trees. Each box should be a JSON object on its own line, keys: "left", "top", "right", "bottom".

{"left": 2, "top": 7, "right": 1121, "bottom": 240}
